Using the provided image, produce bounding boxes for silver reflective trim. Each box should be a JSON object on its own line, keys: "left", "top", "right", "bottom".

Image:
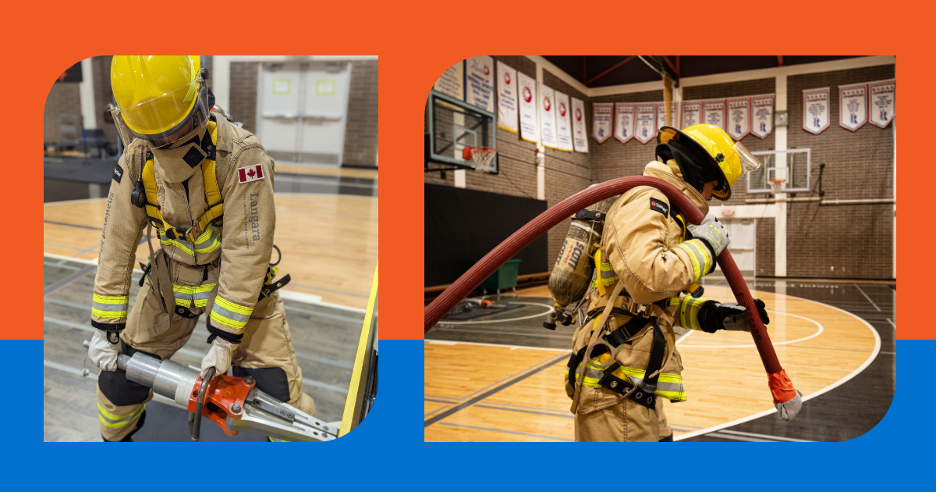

{"left": 194, "top": 226, "right": 220, "bottom": 249}
{"left": 92, "top": 301, "right": 128, "bottom": 312}
{"left": 211, "top": 303, "right": 250, "bottom": 324}
{"left": 681, "top": 240, "right": 709, "bottom": 273}
{"left": 600, "top": 267, "right": 618, "bottom": 279}
{"left": 99, "top": 406, "right": 143, "bottom": 425}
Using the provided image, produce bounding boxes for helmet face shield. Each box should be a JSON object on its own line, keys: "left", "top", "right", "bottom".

{"left": 734, "top": 141, "right": 763, "bottom": 173}
{"left": 113, "top": 83, "right": 209, "bottom": 148}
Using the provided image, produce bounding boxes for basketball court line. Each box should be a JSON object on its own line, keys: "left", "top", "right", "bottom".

{"left": 426, "top": 288, "right": 883, "bottom": 442}
{"left": 678, "top": 310, "right": 824, "bottom": 349}
{"left": 424, "top": 353, "right": 569, "bottom": 426}
{"left": 426, "top": 339, "right": 567, "bottom": 352}
{"left": 433, "top": 327, "right": 570, "bottom": 340}
{"left": 435, "top": 422, "right": 573, "bottom": 442}
{"left": 887, "top": 318, "right": 896, "bottom": 328}
{"left": 43, "top": 220, "right": 102, "bottom": 231}
{"left": 43, "top": 253, "right": 367, "bottom": 314}
{"left": 707, "top": 430, "right": 813, "bottom": 443}
{"left": 854, "top": 283, "right": 882, "bottom": 312}
{"left": 437, "top": 302, "right": 555, "bottom": 325}
{"left": 674, "top": 297, "right": 881, "bottom": 441}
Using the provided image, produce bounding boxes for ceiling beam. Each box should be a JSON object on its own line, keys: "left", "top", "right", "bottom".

{"left": 586, "top": 56, "right": 637, "bottom": 85}
{"left": 663, "top": 56, "right": 679, "bottom": 77}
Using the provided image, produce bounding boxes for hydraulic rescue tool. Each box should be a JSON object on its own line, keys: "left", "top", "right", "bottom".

{"left": 83, "top": 341, "right": 338, "bottom": 442}
{"left": 424, "top": 176, "right": 803, "bottom": 421}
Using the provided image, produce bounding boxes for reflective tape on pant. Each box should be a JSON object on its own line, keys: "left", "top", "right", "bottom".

{"left": 98, "top": 403, "right": 145, "bottom": 429}
{"left": 92, "top": 294, "right": 129, "bottom": 320}
{"left": 210, "top": 296, "right": 253, "bottom": 330}
{"left": 567, "top": 358, "right": 687, "bottom": 402}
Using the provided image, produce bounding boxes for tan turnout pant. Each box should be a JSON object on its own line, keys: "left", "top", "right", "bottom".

{"left": 97, "top": 269, "right": 315, "bottom": 442}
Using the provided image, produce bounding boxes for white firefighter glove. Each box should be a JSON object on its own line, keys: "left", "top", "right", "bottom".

{"left": 687, "top": 213, "right": 730, "bottom": 258}
{"left": 698, "top": 298, "right": 769, "bottom": 333}
{"left": 200, "top": 338, "right": 236, "bottom": 378}
{"left": 88, "top": 329, "right": 120, "bottom": 372}
{"left": 776, "top": 389, "right": 803, "bottom": 421}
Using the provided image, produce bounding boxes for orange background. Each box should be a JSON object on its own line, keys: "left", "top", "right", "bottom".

{"left": 11, "top": 2, "right": 909, "bottom": 340}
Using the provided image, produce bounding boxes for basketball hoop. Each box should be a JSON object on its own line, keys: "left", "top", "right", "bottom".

{"left": 464, "top": 146, "right": 497, "bottom": 173}
{"left": 769, "top": 178, "right": 786, "bottom": 195}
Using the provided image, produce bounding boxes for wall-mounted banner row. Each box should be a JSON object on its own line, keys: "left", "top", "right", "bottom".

{"left": 837, "top": 79, "right": 896, "bottom": 132}
{"left": 680, "top": 95, "right": 775, "bottom": 140}
{"left": 805, "top": 79, "right": 896, "bottom": 134}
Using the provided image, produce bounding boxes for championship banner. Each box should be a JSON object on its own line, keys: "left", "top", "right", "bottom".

{"left": 839, "top": 83, "right": 868, "bottom": 132}
{"left": 634, "top": 104, "right": 657, "bottom": 144}
{"left": 554, "top": 90, "right": 574, "bottom": 151}
{"left": 751, "top": 94, "right": 775, "bottom": 139}
{"left": 868, "top": 79, "right": 896, "bottom": 128}
{"left": 803, "top": 87, "right": 831, "bottom": 135}
{"left": 681, "top": 100, "right": 702, "bottom": 127}
{"left": 572, "top": 97, "right": 588, "bottom": 152}
{"left": 703, "top": 99, "right": 726, "bottom": 130}
{"left": 539, "top": 84, "right": 559, "bottom": 149}
{"left": 465, "top": 56, "right": 495, "bottom": 112}
{"left": 496, "top": 61, "right": 518, "bottom": 133}
{"left": 433, "top": 60, "right": 464, "bottom": 100}
{"left": 657, "top": 102, "right": 678, "bottom": 129}
{"left": 517, "top": 72, "right": 538, "bottom": 143}
{"left": 592, "top": 102, "right": 613, "bottom": 143}
{"left": 726, "top": 97, "right": 751, "bottom": 140}
{"left": 614, "top": 103, "right": 635, "bottom": 144}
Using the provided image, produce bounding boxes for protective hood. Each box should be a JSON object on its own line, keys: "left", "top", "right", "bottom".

{"left": 149, "top": 123, "right": 210, "bottom": 183}
{"left": 643, "top": 161, "right": 709, "bottom": 216}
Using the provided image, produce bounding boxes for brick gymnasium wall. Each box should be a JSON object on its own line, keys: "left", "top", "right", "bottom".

{"left": 91, "top": 56, "right": 119, "bottom": 146}
{"left": 786, "top": 64, "right": 895, "bottom": 279}
{"left": 683, "top": 78, "right": 776, "bottom": 209}
{"left": 343, "top": 59, "right": 379, "bottom": 167}
{"left": 425, "top": 56, "right": 539, "bottom": 200}
{"left": 590, "top": 90, "right": 662, "bottom": 183}
{"left": 44, "top": 81, "right": 81, "bottom": 144}
{"left": 543, "top": 69, "right": 591, "bottom": 271}
{"left": 228, "top": 59, "right": 378, "bottom": 166}
{"left": 425, "top": 59, "right": 896, "bottom": 280}
{"left": 228, "top": 61, "right": 259, "bottom": 134}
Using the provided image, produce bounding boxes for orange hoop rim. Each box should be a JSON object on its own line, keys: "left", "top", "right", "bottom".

{"left": 463, "top": 146, "right": 497, "bottom": 160}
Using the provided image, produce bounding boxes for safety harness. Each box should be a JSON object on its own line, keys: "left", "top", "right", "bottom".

{"left": 133, "top": 115, "right": 290, "bottom": 323}
{"left": 137, "top": 119, "right": 225, "bottom": 256}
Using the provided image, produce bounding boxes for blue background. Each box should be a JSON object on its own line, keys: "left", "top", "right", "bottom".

{"left": 21, "top": 339, "right": 922, "bottom": 488}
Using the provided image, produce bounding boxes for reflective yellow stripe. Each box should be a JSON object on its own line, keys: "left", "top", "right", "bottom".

{"left": 675, "top": 242, "right": 704, "bottom": 282}
{"left": 92, "top": 309, "right": 128, "bottom": 319}
{"left": 98, "top": 403, "right": 145, "bottom": 429}
{"left": 92, "top": 294, "right": 128, "bottom": 304}
{"left": 565, "top": 369, "right": 687, "bottom": 401}
{"left": 210, "top": 296, "right": 253, "bottom": 330}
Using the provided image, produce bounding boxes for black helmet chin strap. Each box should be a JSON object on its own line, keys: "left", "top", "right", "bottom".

{"left": 656, "top": 142, "right": 710, "bottom": 193}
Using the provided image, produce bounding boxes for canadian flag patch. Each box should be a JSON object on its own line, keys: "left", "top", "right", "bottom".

{"left": 238, "top": 164, "right": 265, "bottom": 183}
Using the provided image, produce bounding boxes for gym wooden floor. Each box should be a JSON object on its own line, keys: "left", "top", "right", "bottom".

{"left": 425, "top": 281, "right": 892, "bottom": 442}
{"left": 44, "top": 193, "right": 377, "bottom": 309}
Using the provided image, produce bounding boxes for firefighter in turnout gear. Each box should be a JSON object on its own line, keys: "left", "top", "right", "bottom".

{"left": 87, "top": 56, "right": 315, "bottom": 441}
{"left": 564, "top": 123, "right": 769, "bottom": 442}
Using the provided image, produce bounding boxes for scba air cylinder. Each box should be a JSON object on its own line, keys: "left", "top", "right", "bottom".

{"left": 543, "top": 195, "right": 617, "bottom": 329}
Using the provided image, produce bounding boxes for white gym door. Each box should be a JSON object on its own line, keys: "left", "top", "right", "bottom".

{"left": 714, "top": 219, "right": 757, "bottom": 278}
{"left": 256, "top": 61, "right": 352, "bottom": 166}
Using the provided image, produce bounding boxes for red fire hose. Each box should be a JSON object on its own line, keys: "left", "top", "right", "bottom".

{"left": 424, "top": 176, "right": 799, "bottom": 406}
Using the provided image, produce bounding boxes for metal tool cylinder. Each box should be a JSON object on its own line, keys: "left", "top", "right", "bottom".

{"left": 123, "top": 352, "right": 200, "bottom": 406}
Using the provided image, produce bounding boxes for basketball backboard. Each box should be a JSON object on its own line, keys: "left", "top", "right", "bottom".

{"left": 425, "top": 90, "right": 498, "bottom": 173}
{"left": 747, "top": 148, "right": 811, "bottom": 193}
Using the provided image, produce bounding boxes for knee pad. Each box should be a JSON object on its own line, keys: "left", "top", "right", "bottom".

{"left": 233, "top": 366, "right": 290, "bottom": 402}
{"left": 99, "top": 343, "right": 160, "bottom": 406}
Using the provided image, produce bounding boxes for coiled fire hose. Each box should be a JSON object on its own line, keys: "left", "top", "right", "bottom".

{"left": 424, "top": 176, "right": 802, "bottom": 417}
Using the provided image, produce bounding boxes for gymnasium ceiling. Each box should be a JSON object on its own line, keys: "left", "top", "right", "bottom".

{"left": 543, "top": 56, "right": 861, "bottom": 88}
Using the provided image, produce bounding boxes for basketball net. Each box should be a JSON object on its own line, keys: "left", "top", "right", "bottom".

{"left": 465, "top": 146, "right": 497, "bottom": 173}
{"left": 769, "top": 178, "right": 786, "bottom": 195}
